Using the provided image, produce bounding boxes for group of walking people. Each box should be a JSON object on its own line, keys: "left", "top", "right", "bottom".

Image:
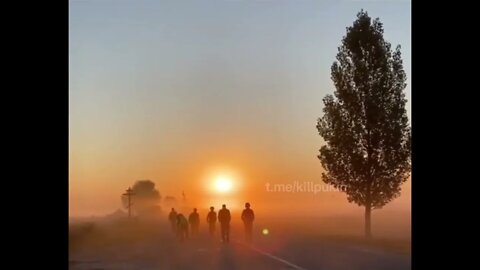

{"left": 168, "top": 202, "right": 255, "bottom": 243}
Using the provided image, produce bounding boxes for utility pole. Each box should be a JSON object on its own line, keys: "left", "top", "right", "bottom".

{"left": 123, "top": 187, "right": 136, "bottom": 218}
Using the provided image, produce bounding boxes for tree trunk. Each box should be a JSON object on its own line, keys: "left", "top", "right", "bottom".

{"left": 365, "top": 203, "right": 372, "bottom": 239}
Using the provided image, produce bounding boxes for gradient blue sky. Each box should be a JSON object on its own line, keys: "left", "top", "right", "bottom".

{"left": 69, "top": 0, "right": 411, "bottom": 216}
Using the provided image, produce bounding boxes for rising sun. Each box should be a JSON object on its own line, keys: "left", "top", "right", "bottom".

{"left": 214, "top": 176, "right": 233, "bottom": 193}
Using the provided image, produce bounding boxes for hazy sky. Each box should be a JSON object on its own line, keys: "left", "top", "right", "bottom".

{"left": 69, "top": 0, "right": 411, "bottom": 217}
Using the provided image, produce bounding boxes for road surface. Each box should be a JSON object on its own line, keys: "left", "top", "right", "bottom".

{"left": 69, "top": 222, "right": 410, "bottom": 270}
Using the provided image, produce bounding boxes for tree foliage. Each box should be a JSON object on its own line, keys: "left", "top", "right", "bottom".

{"left": 317, "top": 10, "right": 411, "bottom": 211}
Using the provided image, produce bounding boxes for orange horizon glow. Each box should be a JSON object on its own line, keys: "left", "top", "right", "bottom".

{"left": 69, "top": 1, "right": 411, "bottom": 220}
{"left": 69, "top": 154, "right": 411, "bottom": 217}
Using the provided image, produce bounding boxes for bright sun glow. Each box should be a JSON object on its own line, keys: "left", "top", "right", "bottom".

{"left": 214, "top": 176, "right": 233, "bottom": 193}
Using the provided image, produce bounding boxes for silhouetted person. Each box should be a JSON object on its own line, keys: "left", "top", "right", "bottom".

{"left": 188, "top": 208, "right": 200, "bottom": 237}
{"left": 168, "top": 208, "right": 177, "bottom": 232}
{"left": 241, "top": 202, "right": 255, "bottom": 243}
{"left": 207, "top": 206, "right": 217, "bottom": 238}
{"left": 218, "top": 204, "right": 231, "bottom": 243}
{"left": 176, "top": 213, "right": 189, "bottom": 241}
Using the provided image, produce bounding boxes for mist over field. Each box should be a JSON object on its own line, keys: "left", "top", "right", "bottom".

{"left": 69, "top": 1, "right": 411, "bottom": 269}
